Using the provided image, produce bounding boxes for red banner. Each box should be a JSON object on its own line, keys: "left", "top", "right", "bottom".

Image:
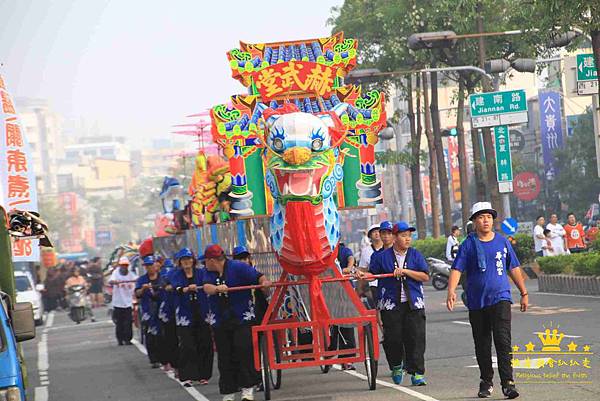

{"left": 252, "top": 61, "right": 336, "bottom": 100}
{"left": 514, "top": 172, "right": 541, "bottom": 201}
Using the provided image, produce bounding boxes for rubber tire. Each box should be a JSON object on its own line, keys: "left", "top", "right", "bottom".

{"left": 432, "top": 274, "right": 448, "bottom": 290}
{"left": 260, "top": 334, "right": 271, "bottom": 401}
{"left": 364, "top": 324, "right": 378, "bottom": 390}
{"left": 271, "top": 335, "right": 282, "bottom": 389}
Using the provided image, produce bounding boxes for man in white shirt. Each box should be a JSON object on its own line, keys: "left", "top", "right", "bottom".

{"left": 109, "top": 256, "right": 138, "bottom": 345}
{"left": 546, "top": 214, "right": 566, "bottom": 255}
{"left": 445, "top": 226, "right": 461, "bottom": 262}
{"left": 533, "top": 216, "right": 547, "bottom": 257}
{"left": 358, "top": 224, "right": 383, "bottom": 309}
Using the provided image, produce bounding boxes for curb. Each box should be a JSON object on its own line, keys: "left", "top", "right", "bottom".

{"left": 538, "top": 274, "right": 600, "bottom": 295}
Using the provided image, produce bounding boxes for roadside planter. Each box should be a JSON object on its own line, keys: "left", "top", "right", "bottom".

{"left": 538, "top": 274, "right": 600, "bottom": 296}
{"left": 537, "top": 253, "right": 600, "bottom": 295}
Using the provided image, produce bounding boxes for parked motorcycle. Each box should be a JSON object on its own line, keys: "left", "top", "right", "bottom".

{"left": 67, "top": 284, "right": 87, "bottom": 324}
{"left": 427, "top": 257, "right": 451, "bottom": 290}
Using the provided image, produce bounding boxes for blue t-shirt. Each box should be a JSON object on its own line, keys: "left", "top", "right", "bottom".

{"left": 135, "top": 274, "right": 164, "bottom": 335}
{"left": 169, "top": 268, "right": 210, "bottom": 327}
{"left": 337, "top": 246, "right": 354, "bottom": 269}
{"left": 202, "top": 259, "right": 263, "bottom": 327}
{"left": 452, "top": 233, "right": 520, "bottom": 310}
{"left": 158, "top": 268, "right": 178, "bottom": 323}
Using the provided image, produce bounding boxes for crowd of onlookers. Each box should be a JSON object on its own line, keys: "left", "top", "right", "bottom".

{"left": 41, "top": 256, "right": 105, "bottom": 311}
{"left": 532, "top": 212, "right": 591, "bottom": 257}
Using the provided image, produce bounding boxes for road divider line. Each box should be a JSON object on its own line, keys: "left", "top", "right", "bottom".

{"left": 131, "top": 339, "right": 210, "bottom": 401}
{"left": 333, "top": 364, "right": 440, "bottom": 401}
{"left": 452, "top": 320, "right": 471, "bottom": 326}
{"left": 34, "top": 386, "right": 48, "bottom": 401}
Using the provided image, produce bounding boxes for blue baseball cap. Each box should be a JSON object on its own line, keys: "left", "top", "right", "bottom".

{"left": 233, "top": 245, "right": 250, "bottom": 257}
{"left": 174, "top": 247, "right": 194, "bottom": 261}
{"left": 162, "top": 258, "right": 174, "bottom": 269}
{"left": 379, "top": 221, "right": 393, "bottom": 232}
{"left": 142, "top": 255, "right": 155, "bottom": 266}
{"left": 393, "top": 221, "right": 416, "bottom": 234}
{"left": 197, "top": 253, "right": 206, "bottom": 263}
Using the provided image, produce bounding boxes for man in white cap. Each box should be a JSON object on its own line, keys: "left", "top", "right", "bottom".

{"left": 109, "top": 256, "right": 138, "bottom": 345}
{"left": 358, "top": 223, "right": 383, "bottom": 309}
{"left": 447, "top": 202, "right": 528, "bottom": 399}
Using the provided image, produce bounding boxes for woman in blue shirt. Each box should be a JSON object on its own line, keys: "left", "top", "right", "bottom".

{"left": 170, "top": 248, "right": 213, "bottom": 387}
{"left": 203, "top": 244, "right": 271, "bottom": 401}
{"left": 447, "top": 202, "right": 528, "bottom": 399}
{"left": 157, "top": 258, "right": 178, "bottom": 372}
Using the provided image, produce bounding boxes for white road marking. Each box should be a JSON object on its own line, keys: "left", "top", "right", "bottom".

{"left": 467, "top": 356, "right": 497, "bottom": 368}
{"left": 535, "top": 291, "right": 600, "bottom": 299}
{"left": 334, "top": 364, "right": 441, "bottom": 401}
{"left": 452, "top": 320, "right": 471, "bottom": 326}
{"left": 45, "top": 319, "right": 113, "bottom": 332}
{"left": 34, "top": 386, "right": 48, "bottom": 401}
{"left": 533, "top": 331, "right": 581, "bottom": 338}
{"left": 36, "top": 311, "right": 54, "bottom": 401}
{"left": 131, "top": 339, "right": 210, "bottom": 401}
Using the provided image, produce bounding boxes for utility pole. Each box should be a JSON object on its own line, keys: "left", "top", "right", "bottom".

{"left": 423, "top": 72, "right": 441, "bottom": 238}
{"left": 476, "top": 1, "right": 503, "bottom": 218}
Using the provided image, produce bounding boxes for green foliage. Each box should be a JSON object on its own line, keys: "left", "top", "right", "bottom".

{"left": 412, "top": 237, "right": 447, "bottom": 259}
{"left": 553, "top": 110, "right": 600, "bottom": 218}
{"left": 590, "top": 237, "right": 600, "bottom": 252}
{"left": 512, "top": 233, "right": 535, "bottom": 265}
{"left": 375, "top": 143, "right": 426, "bottom": 167}
{"left": 538, "top": 252, "right": 600, "bottom": 276}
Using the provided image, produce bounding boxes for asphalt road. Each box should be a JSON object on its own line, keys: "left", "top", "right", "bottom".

{"left": 21, "top": 279, "right": 600, "bottom": 401}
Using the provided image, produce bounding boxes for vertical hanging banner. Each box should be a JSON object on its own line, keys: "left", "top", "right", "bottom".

{"left": 447, "top": 137, "right": 461, "bottom": 202}
{"left": 0, "top": 74, "right": 40, "bottom": 262}
{"left": 539, "top": 91, "right": 564, "bottom": 180}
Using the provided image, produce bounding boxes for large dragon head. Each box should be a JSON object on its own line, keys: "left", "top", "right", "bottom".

{"left": 261, "top": 102, "right": 347, "bottom": 205}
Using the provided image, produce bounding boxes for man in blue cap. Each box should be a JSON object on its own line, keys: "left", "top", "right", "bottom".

{"left": 359, "top": 221, "right": 429, "bottom": 386}
{"left": 232, "top": 246, "right": 268, "bottom": 324}
{"left": 135, "top": 255, "right": 164, "bottom": 368}
{"left": 203, "top": 244, "right": 271, "bottom": 401}
{"left": 170, "top": 247, "right": 213, "bottom": 387}
{"left": 447, "top": 202, "right": 528, "bottom": 399}
{"left": 157, "top": 257, "right": 178, "bottom": 373}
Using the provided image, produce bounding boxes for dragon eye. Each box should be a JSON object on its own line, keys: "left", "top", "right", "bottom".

{"left": 311, "top": 138, "right": 323, "bottom": 151}
{"left": 272, "top": 138, "right": 284, "bottom": 151}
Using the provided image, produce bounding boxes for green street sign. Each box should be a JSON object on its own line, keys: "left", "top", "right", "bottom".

{"left": 494, "top": 125, "right": 513, "bottom": 184}
{"left": 469, "top": 90, "right": 528, "bottom": 128}
{"left": 576, "top": 53, "right": 597, "bottom": 82}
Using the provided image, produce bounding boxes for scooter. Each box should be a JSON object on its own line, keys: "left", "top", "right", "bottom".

{"left": 427, "top": 257, "right": 451, "bottom": 290}
{"left": 67, "top": 284, "right": 87, "bottom": 324}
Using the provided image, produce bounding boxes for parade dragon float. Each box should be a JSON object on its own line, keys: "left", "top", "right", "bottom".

{"left": 208, "top": 32, "right": 388, "bottom": 398}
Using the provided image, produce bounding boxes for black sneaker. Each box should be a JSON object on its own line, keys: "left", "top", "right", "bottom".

{"left": 502, "top": 382, "right": 519, "bottom": 399}
{"left": 478, "top": 381, "right": 493, "bottom": 398}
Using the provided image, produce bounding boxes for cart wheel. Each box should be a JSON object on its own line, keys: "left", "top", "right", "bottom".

{"left": 260, "top": 334, "right": 271, "bottom": 400}
{"left": 364, "top": 324, "right": 378, "bottom": 390}
{"left": 271, "top": 335, "right": 282, "bottom": 389}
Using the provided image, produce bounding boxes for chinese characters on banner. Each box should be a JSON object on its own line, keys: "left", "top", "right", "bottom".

{"left": 539, "top": 91, "right": 564, "bottom": 180}
{"left": 252, "top": 61, "right": 336, "bottom": 100}
{"left": 447, "top": 137, "right": 461, "bottom": 202}
{"left": 0, "top": 74, "right": 40, "bottom": 262}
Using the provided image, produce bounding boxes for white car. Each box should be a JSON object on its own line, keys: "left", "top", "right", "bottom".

{"left": 14, "top": 271, "right": 44, "bottom": 326}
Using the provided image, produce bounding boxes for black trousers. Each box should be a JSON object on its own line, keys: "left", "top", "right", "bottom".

{"left": 177, "top": 322, "right": 214, "bottom": 381}
{"left": 380, "top": 303, "right": 426, "bottom": 375}
{"left": 160, "top": 320, "right": 179, "bottom": 368}
{"left": 213, "top": 321, "right": 260, "bottom": 395}
{"left": 469, "top": 300, "right": 513, "bottom": 386}
{"left": 113, "top": 307, "right": 133, "bottom": 343}
{"left": 329, "top": 325, "right": 356, "bottom": 359}
{"left": 143, "top": 325, "right": 161, "bottom": 364}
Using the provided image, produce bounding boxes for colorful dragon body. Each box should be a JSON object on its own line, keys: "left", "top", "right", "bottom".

{"left": 188, "top": 152, "right": 232, "bottom": 225}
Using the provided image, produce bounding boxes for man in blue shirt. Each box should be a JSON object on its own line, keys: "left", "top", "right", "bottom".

{"left": 135, "top": 255, "right": 164, "bottom": 368}
{"left": 361, "top": 221, "right": 429, "bottom": 386}
{"left": 203, "top": 244, "right": 271, "bottom": 401}
{"left": 158, "top": 257, "right": 178, "bottom": 373}
{"left": 170, "top": 247, "right": 213, "bottom": 387}
{"left": 447, "top": 202, "right": 528, "bottom": 399}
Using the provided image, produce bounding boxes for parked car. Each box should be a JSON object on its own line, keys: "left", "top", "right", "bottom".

{"left": 14, "top": 271, "right": 44, "bottom": 326}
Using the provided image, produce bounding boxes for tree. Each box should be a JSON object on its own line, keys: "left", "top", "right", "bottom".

{"left": 553, "top": 109, "right": 600, "bottom": 218}
{"left": 38, "top": 196, "right": 78, "bottom": 252}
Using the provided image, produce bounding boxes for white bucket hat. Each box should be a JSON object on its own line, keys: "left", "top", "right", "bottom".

{"left": 469, "top": 201, "right": 498, "bottom": 221}
{"left": 118, "top": 256, "right": 130, "bottom": 265}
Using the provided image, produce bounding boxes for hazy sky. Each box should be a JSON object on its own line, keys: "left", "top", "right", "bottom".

{"left": 0, "top": 0, "right": 342, "bottom": 148}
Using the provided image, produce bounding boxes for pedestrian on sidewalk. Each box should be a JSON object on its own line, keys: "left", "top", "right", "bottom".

{"left": 564, "top": 212, "right": 586, "bottom": 253}
{"left": 359, "top": 221, "right": 429, "bottom": 386}
{"left": 135, "top": 255, "right": 164, "bottom": 368}
{"left": 446, "top": 225, "right": 461, "bottom": 263}
{"left": 203, "top": 244, "right": 271, "bottom": 401}
{"left": 533, "top": 216, "right": 546, "bottom": 258}
{"left": 170, "top": 248, "right": 213, "bottom": 387}
{"left": 109, "top": 256, "right": 137, "bottom": 345}
{"left": 158, "top": 258, "right": 178, "bottom": 373}
{"left": 546, "top": 214, "right": 567, "bottom": 255}
{"left": 87, "top": 256, "right": 104, "bottom": 308}
{"left": 447, "top": 202, "right": 529, "bottom": 399}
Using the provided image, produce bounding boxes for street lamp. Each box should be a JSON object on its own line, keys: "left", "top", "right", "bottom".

{"left": 379, "top": 121, "right": 396, "bottom": 140}
{"left": 407, "top": 31, "right": 457, "bottom": 50}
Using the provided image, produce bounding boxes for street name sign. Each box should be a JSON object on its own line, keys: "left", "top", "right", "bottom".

{"left": 469, "top": 89, "right": 528, "bottom": 128}
{"left": 493, "top": 125, "right": 513, "bottom": 193}
{"left": 576, "top": 53, "right": 598, "bottom": 95}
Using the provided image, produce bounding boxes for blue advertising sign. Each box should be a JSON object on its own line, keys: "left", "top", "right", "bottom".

{"left": 501, "top": 217, "right": 518, "bottom": 236}
{"left": 539, "top": 91, "right": 564, "bottom": 180}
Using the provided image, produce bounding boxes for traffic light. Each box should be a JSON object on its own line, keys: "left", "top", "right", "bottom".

{"left": 441, "top": 127, "right": 458, "bottom": 137}
{"left": 407, "top": 31, "right": 457, "bottom": 50}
